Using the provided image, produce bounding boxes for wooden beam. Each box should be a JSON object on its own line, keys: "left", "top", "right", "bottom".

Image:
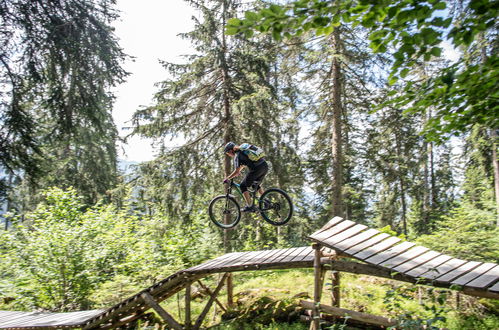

{"left": 194, "top": 273, "right": 229, "bottom": 329}
{"left": 227, "top": 273, "right": 234, "bottom": 308}
{"left": 185, "top": 282, "right": 192, "bottom": 330}
{"left": 98, "top": 312, "right": 148, "bottom": 330}
{"left": 331, "top": 271, "right": 340, "bottom": 307}
{"left": 141, "top": 292, "right": 182, "bottom": 330}
{"left": 322, "top": 259, "right": 499, "bottom": 300}
{"left": 301, "top": 300, "right": 398, "bottom": 328}
{"left": 311, "top": 243, "right": 323, "bottom": 330}
{"left": 197, "top": 280, "right": 227, "bottom": 312}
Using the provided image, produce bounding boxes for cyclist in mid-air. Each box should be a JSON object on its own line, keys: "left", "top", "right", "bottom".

{"left": 223, "top": 141, "right": 268, "bottom": 212}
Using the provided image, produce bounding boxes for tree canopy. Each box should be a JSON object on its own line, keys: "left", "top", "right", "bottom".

{"left": 226, "top": 0, "right": 499, "bottom": 140}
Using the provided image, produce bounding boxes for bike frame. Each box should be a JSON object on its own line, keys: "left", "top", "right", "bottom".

{"left": 226, "top": 179, "right": 258, "bottom": 206}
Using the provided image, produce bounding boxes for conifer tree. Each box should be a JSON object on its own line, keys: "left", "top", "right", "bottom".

{"left": 302, "top": 23, "right": 388, "bottom": 224}
{"left": 1, "top": 0, "right": 127, "bottom": 207}
{"left": 131, "top": 0, "right": 305, "bottom": 249}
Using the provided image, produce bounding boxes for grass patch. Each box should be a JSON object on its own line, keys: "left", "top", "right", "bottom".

{"left": 139, "top": 269, "right": 499, "bottom": 329}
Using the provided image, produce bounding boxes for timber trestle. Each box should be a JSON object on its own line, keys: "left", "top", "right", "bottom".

{"left": 1, "top": 217, "right": 498, "bottom": 329}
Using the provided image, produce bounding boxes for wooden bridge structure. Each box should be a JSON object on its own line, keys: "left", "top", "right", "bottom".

{"left": 1, "top": 217, "right": 498, "bottom": 329}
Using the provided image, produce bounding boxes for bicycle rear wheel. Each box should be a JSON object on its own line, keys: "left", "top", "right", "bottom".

{"left": 209, "top": 195, "right": 241, "bottom": 229}
{"left": 259, "top": 188, "right": 293, "bottom": 226}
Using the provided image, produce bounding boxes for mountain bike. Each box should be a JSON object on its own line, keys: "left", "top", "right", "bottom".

{"left": 208, "top": 179, "right": 293, "bottom": 229}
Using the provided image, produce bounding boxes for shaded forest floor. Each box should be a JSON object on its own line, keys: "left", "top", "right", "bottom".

{"left": 136, "top": 269, "right": 499, "bottom": 329}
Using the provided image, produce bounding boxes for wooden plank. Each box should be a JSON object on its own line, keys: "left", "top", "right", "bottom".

{"left": 186, "top": 253, "right": 236, "bottom": 271}
{"left": 452, "top": 263, "right": 497, "bottom": 286}
{"left": 325, "top": 259, "right": 499, "bottom": 300}
{"left": 254, "top": 247, "right": 287, "bottom": 264}
{"left": 229, "top": 251, "right": 262, "bottom": 267}
{"left": 186, "top": 253, "right": 234, "bottom": 272}
{"left": 310, "top": 220, "right": 357, "bottom": 242}
{"left": 419, "top": 258, "right": 468, "bottom": 280}
{"left": 435, "top": 261, "right": 482, "bottom": 283}
{"left": 354, "top": 236, "right": 402, "bottom": 260}
{"left": 466, "top": 265, "right": 499, "bottom": 289}
{"left": 301, "top": 301, "right": 397, "bottom": 327}
{"left": 205, "top": 252, "right": 247, "bottom": 269}
{"left": 0, "top": 310, "right": 103, "bottom": 328}
{"left": 321, "top": 224, "right": 368, "bottom": 246}
{"left": 489, "top": 281, "right": 499, "bottom": 292}
{"left": 343, "top": 233, "right": 390, "bottom": 256}
{"left": 202, "top": 252, "right": 248, "bottom": 270}
{"left": 309, "top": 216, "right": 345, "bottom": 237}
{"left": 268, "top": 247, "right": 298, "bottom": 264}
{"left": 242, "top": 249, "right": 278, "bottom": 265}
{"left": 364, "top": 241, "right": 416, "bottom": 265}
{"left": 332, "top": 228, "right": 380, "bottom": 252}
{"left": 279, "top": 246, "right": 310, "bottom": 263}
{"left": 273, "top": 247, "right": 304, "bottom": 263}
{"left": 405, "top": 255, "right": 454, "bottom": 278}
{"left": 141, "top": 292, "right": 182, "bottom": 330}
{"left": 290, "top": 246, "right": 314, "bottom": 262}
{"left": 246, "top": 248, "right": 283, "bottom": 265}
{"left": 263, "top": 248, "right": 293, "bottom": 264}
{"left": 392, "top": 250, "right": 440, "bottom": 274}
{"left": 378, "top": 246, "right": 429, "bottom": 269}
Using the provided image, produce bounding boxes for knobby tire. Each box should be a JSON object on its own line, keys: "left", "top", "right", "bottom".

{"left": 259, "top": 188, "right": 293, "bottom": 226}
{"left": 208, "top": 195, "right": 241, "bottom": 229}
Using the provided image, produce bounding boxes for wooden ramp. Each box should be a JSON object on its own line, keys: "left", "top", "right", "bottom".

{"left": 309, "top": 217, "right": 499, "bottom": 298}
{"left": 0, "top": 311, "right": 103, "bottom": 330}
{"left": 0, "top": 247, "right": 316, "bottom": 329}
{"left": 1, "top": 217, "right": 498, "bottom": 329}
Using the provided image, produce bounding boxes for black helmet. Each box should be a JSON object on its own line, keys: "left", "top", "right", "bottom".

{"left": 223, "top": 141, "right": 236, "bottom": 153}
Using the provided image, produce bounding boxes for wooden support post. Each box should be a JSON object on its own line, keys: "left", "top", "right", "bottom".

{"left": 194, "top": 273, "right": 229, "bottom": 330}
{"left": 141, "top": 292, "right": 182, "bottom": 330}
{"left": 197, "top": 280, "right": 227, "bottom": 312}
{"left": 227, "top": 273, "right": 234, "bottom": 308}
{"left": 185, "top": 282, "right": 192, "bottom": 330}
{"left": 311, "top": 243, "right": 323, "bottom": 330}
{"left": 331, "top": 271, "right": 340, "bottom": 307}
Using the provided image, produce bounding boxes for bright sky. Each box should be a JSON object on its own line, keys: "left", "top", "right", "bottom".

{"left": 112, "top": 0, "right": 195, "bottom": 162}
{"left": 111, "top": 0, "right": 459, "bottom": 163}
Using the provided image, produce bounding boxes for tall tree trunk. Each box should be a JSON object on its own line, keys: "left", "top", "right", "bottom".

{"left": 491, "top": 129, "right": 499, "bottom": 226}
{"left": 330, "top": 27, "right": 344, "bottom": 219}
{"left": 221, "top": 0, "right": 233, "bottom": 254}
{"left": 395, "top": 130, "right": 408, "bottom": 236}
{"left": 221, "top": 0, "right": 234, "bottom": 308}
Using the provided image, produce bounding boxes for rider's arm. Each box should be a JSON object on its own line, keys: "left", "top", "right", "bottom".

{"left": 226, "top": 165, "right": 245, "bottom": 180}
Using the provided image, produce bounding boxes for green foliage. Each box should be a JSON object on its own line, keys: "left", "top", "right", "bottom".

{"left": 0, "top": 187, "right": 215, "bottom": 311}
{"left": 416, "top": 200, "right": 499, "bottom": 263}
{"left": 227, "top": 0, "right": 499, "bottom": 140}
{"left": 384, "top": 285, "right": 448, "bottom": 329}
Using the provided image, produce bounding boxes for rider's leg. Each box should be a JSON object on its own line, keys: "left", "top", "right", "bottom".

{"left": 243, "top": 191, "right": 252, "bottom": 206}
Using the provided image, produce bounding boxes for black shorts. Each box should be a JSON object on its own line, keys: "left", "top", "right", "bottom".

{"left": 240, "top": 162, "right": 268, "bottom": 193}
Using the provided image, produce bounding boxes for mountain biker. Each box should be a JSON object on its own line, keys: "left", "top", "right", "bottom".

{"left": 223, "top": 141, "right": 268, "bottom": 212}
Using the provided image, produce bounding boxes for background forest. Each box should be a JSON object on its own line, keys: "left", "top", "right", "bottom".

{"left": 0, "top": 0, "right": 498, "bottom": 328}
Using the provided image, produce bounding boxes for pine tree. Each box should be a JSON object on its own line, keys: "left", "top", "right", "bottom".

{"left": 302, "top": 22, "right": 389, "bottom": 225}
{"left": 130, "top": 0, "right": 305, "bottom": 249}
{"left": 0, "top": 0, "right": 128, "bottom": 207}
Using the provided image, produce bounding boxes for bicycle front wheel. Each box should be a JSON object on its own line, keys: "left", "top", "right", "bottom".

{"left": 209, "top": 195, "right": 241, "bottom": 229}
{"left": 259, "top": 188, "right": 293, "bottom": 226}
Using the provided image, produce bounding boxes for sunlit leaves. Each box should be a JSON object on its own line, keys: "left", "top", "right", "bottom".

{"left": 226, "top": 0, "right": 499, "bottom": 140}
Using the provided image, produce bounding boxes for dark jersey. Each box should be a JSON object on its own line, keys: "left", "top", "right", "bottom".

{"left": 234, "top": 151, "right": 265, "bottom": 171}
